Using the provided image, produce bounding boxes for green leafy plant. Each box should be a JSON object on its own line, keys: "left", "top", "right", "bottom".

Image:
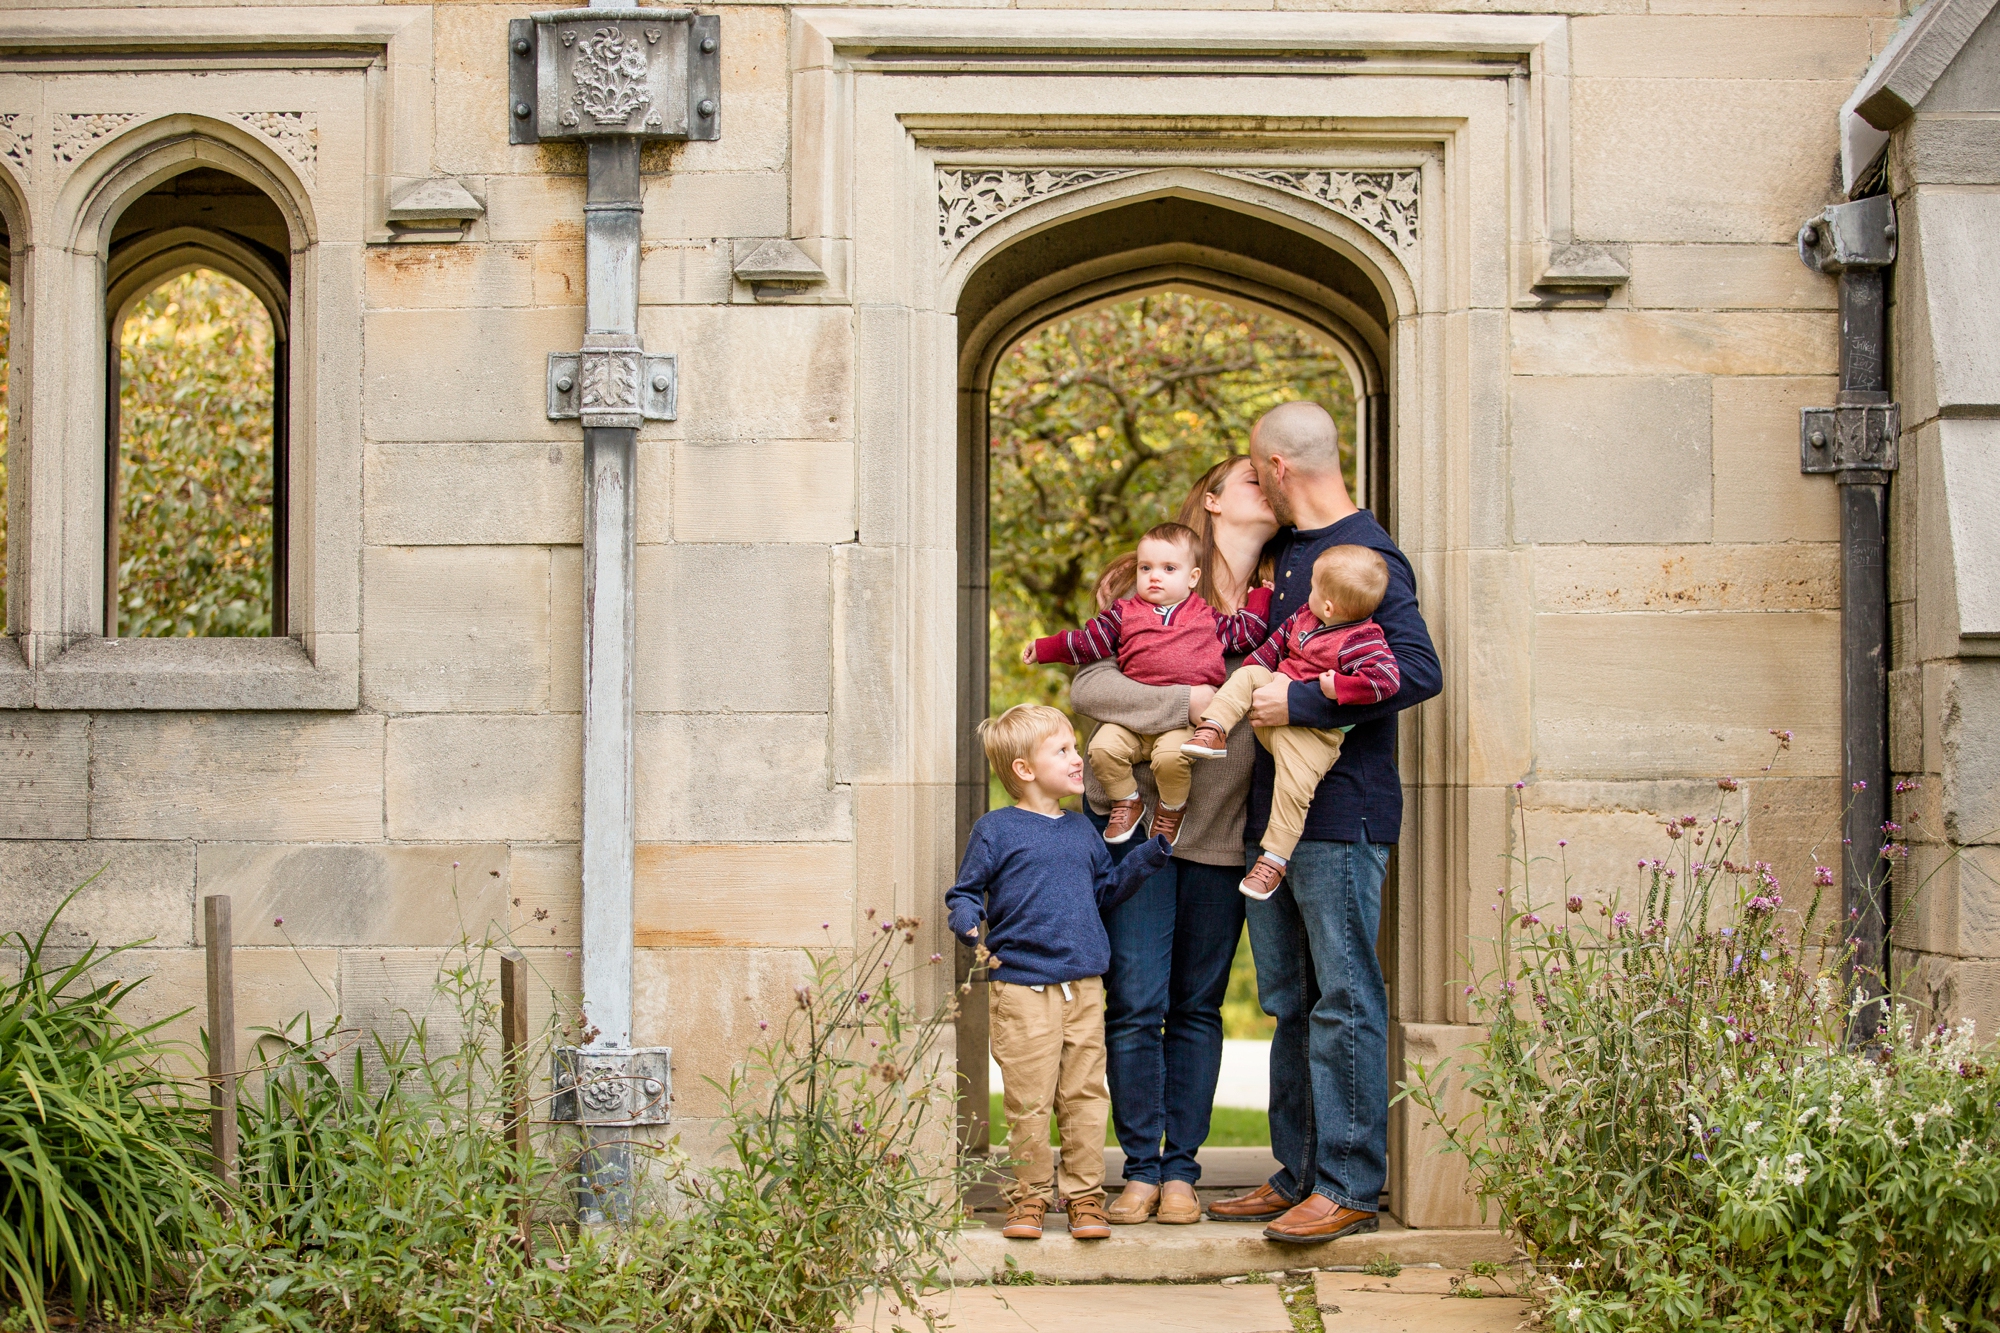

{"left": 1404, "top": 763, "right": 2000, "bottom": 1332}
{"left": 0, "top": 885, "right": 207, "bottom": 1332}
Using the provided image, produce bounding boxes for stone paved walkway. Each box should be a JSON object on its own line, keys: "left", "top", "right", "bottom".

{"left": 848, "top": 1271, "right": 1530, "bottom": 1333}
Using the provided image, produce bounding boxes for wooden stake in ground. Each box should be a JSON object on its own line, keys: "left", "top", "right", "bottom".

{"left": 500, "top": 948, "right": 532, "bottom": 1245}
{"left": 203, "top": 895, "right": 238, "bottom": 1186}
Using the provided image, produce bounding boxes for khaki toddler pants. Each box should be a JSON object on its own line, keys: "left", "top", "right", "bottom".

{"left": 1088, "top": 723, "right": 1194, "bottom": 807}
{"left": 989, "top": 976, "right": 1109, "bottom": 1205}
{"left": 1202, "top": 664, "right": 1347, "bottom": 861}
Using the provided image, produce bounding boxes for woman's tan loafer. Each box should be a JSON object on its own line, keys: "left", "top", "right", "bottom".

{"left": 1156, "top": 1180, "right": 1202, "bottom": 1225}
{"left": 1105, "top": 1181, "right": 1160, "bottom": 1224}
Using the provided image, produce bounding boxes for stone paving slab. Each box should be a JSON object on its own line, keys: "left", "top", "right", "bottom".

{"left": 850, "top": 1283, "right": 1292, "bottom": 1333}
{"left": 949, "top": 1216, "right": 1515, "bottom": 1283}
{"left": 1314, "top": 1273, "right": 1530, "bottom": 1332}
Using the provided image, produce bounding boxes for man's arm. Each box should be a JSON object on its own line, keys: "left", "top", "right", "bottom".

{"left": 945, "top": 828, "right": 993, "bottom": 941}
{"left": 1093, "top": 833, "right": 1175, "bottom": 914}
{"left": 1284, "top": 552, "right": 1440, "bottom": 729}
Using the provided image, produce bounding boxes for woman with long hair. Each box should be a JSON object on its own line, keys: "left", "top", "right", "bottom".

{"left": 1069, "top": 454, "right": 1279, "bottom": 1225}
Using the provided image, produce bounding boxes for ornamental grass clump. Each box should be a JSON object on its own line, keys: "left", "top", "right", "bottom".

{"left": 1406, "top": 771, "right": 2000, "bottom": 1332}
{"left": 172, "top": 915, "right": 968, "bottom": 1333}
{"left": 0, "top": 890, "right": 207, "bottom": 1333}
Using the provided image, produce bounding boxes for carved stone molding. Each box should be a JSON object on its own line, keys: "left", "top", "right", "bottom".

{"left": 938, "top": 165, "right": 1423, "bottom": 261}
{"left": 51, "top": 112, "right": 140, "bottom": 167}
{"left": 1219, "top": 169, "right": 1421, "bottom": 255}
{"left": 937, "top": 167, "right": 1138, "bottom": 253}
{"left": 0, "top": 114, "right": 28, "bottom": 180}
{"left": 230, "top": 111, "right": 318, "bottom": 183}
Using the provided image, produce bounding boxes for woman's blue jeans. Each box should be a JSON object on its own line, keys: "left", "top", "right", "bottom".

{"left": 1087, "top": 809, "right": 1246, "bottom": 1186}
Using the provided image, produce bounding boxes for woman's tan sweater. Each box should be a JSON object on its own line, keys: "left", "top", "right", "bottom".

{"left": 1070, "top": 656, "right": 1256, "bottom": 870}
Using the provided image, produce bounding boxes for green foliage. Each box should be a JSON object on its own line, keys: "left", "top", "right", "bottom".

{"left": 116, "top": 270, "right": 276, "bottom": 639}
{"left": 986, "top": 292, "right": 1356, "bottom": 722}
{"left": 987, "top": 1093, "right": 1268, "bottom": 1147}
{"left": 170, "top": 920, "right": 967, "bottom": 1333}
{"left": 1223, "top": 929, "right": 1275, "bottom": 1041}
{"left": 1405, "top": 775, "right": 2000, "bottom": 1332}
{"left": 0, "top": 885, "right": 207, "bottom": 1332}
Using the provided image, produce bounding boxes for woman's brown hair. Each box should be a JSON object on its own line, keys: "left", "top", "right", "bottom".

{"left": 1093, "top": 455, "right": 1271, "bottom": 613}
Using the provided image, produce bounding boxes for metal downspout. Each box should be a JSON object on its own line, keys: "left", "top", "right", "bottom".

{"left": 1798, "top": 196, "right": 1900, "bottom": 1042}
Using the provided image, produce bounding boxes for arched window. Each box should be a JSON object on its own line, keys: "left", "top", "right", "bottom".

{"left": 104, "top": 167, "right": 288, "bottom": 638}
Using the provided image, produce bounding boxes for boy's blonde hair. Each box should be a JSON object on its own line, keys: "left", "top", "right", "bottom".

{"left": 1311, "top": 545, "right": 1390, "bottom": 623}
{"left": 978, "top": 704, "right": 1073, "bottom": 800}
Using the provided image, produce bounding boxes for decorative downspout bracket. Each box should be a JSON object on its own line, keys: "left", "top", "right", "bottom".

{"left": 550, "top": 1046, "right": 674, "bottom": 1127}
{"left": 509, "top": 9, "right": 721, "bottom": 144}
{"left": 548, "top": 351, "right": 678, "bottom": 425}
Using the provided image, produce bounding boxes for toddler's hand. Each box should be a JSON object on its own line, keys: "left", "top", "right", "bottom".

{"left": 1020, "top": 642, "right": 1036, "bottom": 664}
{"left": 1188, "top": 684, "right": 1217, "bottom": 727}
{"left": 1319, "top": 668, "right": 1341, "bottom": 700}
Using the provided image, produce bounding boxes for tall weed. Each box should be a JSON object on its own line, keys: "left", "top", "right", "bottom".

{"left": 0, "top": 888, "right": 207, "bottom": 1331}
{"left": 1406, "top": 771, "right": 2000, "bottom": 1331}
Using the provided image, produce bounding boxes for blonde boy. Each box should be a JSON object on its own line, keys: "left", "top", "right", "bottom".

{"left": 947, "top": 704, "right": 1172, "bottom": 1240}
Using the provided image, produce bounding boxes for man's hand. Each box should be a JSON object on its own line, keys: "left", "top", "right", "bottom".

{"left": 1188, "top": 684, "right": 1217, "bottom": 727}
{"left": 1248, "top": 674, "right": 1292, "bottom": 727}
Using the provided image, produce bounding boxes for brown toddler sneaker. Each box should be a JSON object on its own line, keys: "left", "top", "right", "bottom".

{"left": 1181, "top": 722, "right": 1229, "bottom": 758}
{"left": 1066, "top": 1195, "right": 1112, "bottom": 1240}
{"left": 1001, "top": 1196, "right": 1047, "bottom": 1239}
{"left": 1152, "top": 803, "right": 1187, "bottom": 846}
{"left": 1239, "top": 854, "right": 1287, "bottom": 902}
{"left": 1102, "top": 795, "right": 1148, "bottom": 844}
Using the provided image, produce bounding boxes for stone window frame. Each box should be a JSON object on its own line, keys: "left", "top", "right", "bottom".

{"left": 0, "top": 8, "right": 436, "bottom": 710}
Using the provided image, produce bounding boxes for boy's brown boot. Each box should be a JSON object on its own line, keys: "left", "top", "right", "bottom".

{"left": 1066, "top": 1195, "right": 1112, "bottom": 1240}
{"left": 1239, "top": 854, "right": 1287, "bottom": 901}
{"left": 1152, "top": 803, "right": 1186, "bottom": 846}
{"left": 1001, "top": 1196, "right": 1047, "bottom": 1239}
{"left": 1102, "top": 796, "right": 1148, "bottom": 844}
{"left": 1181, "top": 722, "right": 1229, "bottom": 758}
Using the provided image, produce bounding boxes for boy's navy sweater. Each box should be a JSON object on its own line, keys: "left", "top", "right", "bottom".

{"left": 1246, "top": 510, "right": 1442, "bottom": 846}
{"left": 946, "top": 808, "right": 1173, "bottom": 986}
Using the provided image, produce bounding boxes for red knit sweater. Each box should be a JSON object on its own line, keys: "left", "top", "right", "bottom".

{"left": 1248, "top": 609, "right": 1401, "bottom": 704}
{"left": 1032, "top": 587, "right": 1273, "bottom": 689}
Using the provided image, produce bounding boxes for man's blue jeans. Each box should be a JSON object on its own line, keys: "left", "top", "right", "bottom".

{"left": 1246, "top": 838, "right": 1391, "bottom": 1213}
{"left": 1087, "top": 811, "right": 1244, "bottom": 1185}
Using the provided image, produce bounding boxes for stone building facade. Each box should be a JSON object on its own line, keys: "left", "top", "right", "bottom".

{"left": 0, "top": 0, "right": 1986, "bottom": 1230}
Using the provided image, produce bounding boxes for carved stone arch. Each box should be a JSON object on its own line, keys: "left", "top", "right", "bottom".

{"left": 0, "top": 146, "right": 28, "bottom": 288}
{"left": 106, "top": 228, "right": 290, "bottom": 340}
{"left": 939, "top": 166, "right": 1421, "bottom": 330}
{"left": 64, "top": 114, "right": 316, "bottom": 258}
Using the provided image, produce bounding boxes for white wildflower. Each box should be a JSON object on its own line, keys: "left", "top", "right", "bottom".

{"left": 1744, "top": 1120, "right": 1763, "bottom": 1136}
{"left": 1753, "top": 1155, "right": 1772, "bottom": 1184}
{"left": 1958, "top": 1138, "right": 1974, "bottom": 1168}
{"left": 1759, "top": 978, "right": 1777, "bottom": 1001}
{"left": 1884, "top": 1120, "right": 1908, "bottom": 1149}
{"left": 1930, "top": 1101, "right": 1954, "bottom": 1122}
{"left": 1782, "top": 1152, "right": 1808, "bottom": 1187}
{"left": 1913, "top": 1109, "right": 1931, "bottom": 1134}
{"left": 1797, "top": 1105, "right": 1819, "bottom": 1124}
{"left": 1827, "top": 1093, "right": 1845, "bottom": 1134}
{"left": 1813, "top": 976, "right": 1834, "bottom": 1012}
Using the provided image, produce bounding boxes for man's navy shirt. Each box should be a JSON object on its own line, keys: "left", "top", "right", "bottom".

{"left": 1245, "top": 509, "right": 1441, "bottom": 846}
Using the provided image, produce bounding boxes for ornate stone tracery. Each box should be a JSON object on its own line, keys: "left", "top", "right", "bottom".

{"left": 0, "top": 114, "right": 28, "bottom": 178}
{"left": 51, "top": 112, "right": 140, "bottom": 167}
{"left": 936, "top": 164, "right": 1424, "bottom": 259}
{"left": 230, "top": 111, "right": 319, "bottom": 183}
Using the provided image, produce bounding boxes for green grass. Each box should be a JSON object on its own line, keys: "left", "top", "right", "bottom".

{"left": 988, "top": 1094, "right": 1268, "bottom": 1147}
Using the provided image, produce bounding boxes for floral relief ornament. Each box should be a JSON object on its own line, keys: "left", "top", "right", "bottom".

{"left": 0, "top": 114, "right": 27, "bottom": 177}
{"left": 51, "top": 112, "right": 140, "bottom": 167}
{"left": 1222, "top": 169, "right": 1421, "bottom": 253}
{"left": 563, "top": 24, "right": 665, "bottom": 130}
{"left": 231, "top": 112, "right": 318, "bottom": 182}
{"left": 937, "top": 167, "right": 1140, "bottom": 252}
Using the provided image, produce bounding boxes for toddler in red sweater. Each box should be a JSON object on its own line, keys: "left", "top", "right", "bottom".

{"left": 1181, "top": 544, "right": 1401, "bottom": 900}
{"left": 1024, "top": 523, "right": 1272, "bottom": 847}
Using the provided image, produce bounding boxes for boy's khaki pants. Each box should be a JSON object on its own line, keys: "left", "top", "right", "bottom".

{"left": 1089, "top": 724, "right": 1194, "bottom": 807}
{"left": 989, "top": 977, "right": 1108, "bottom": 1205}
{"left": 1202, "top": 664, "right": 1347, "bottom": 861}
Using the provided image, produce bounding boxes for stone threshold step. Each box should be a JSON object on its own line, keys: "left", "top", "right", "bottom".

{"left": 947, "top": 1216, "right": 1514, "bottom": 1284}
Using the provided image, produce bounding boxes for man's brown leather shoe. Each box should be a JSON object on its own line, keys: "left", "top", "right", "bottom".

{"left": 1262, "top": 1195, "right": 1380, "bottom": 1245}
{"left": 1181, "top": 722, "right": 1229, "bottom": 758}
{"left": 1239, "top": 854, "right": 1286, "bottom": 901}
{"left": 1152, "top": 804, "right": 1187, "bottom": 846}
{"left": 1103, "top": 796, "right": 1148, "bottom": 844}
{"left": 1206, "top": 1182, "right": 1295, "bottom": 1222}
{"left": 1156, "top": 1180, "right": 1202, "bottom": 1224}
{"left": 1105, "top": 1182, "right": 1159, "bottom": 1224}
{"left": 1066, "top": 1195, "right": 1112, "bottom": 1240}
{"left": 1001, "top": 1196, "right": 1047, "bottom": 1239}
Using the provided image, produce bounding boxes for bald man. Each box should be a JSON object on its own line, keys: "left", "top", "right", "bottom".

{"left": 1203, "top": 400, "right": 1441, "bottom": 1244}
